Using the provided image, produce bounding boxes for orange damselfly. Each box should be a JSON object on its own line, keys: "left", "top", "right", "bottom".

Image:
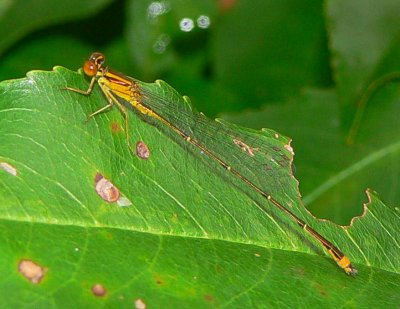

{"left": 65, "top": 52, "right": 357, "bottom": 276}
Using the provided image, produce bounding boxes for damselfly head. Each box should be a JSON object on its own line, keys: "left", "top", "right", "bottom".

{"left": 83, "top": 52, "right": 106, "bottom": 77}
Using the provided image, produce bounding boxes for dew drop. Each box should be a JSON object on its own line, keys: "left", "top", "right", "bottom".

{"left": 180, "top": 18, "right": 194, "bottom": 32}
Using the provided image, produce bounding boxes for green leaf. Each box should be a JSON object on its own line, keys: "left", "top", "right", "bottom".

{"left": 0, "top": 0, "right": 111, "bottom": 56}
{"left": 0, "top": 68, "right": 398, "bottom": 307}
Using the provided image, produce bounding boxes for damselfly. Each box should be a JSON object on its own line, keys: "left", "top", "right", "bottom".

{"left": 65, "top": 52, "right": 357, "bottom": 276}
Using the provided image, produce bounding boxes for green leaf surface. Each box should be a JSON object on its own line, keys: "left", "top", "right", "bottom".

{"left": 0, "top": 69, "right": 399, "bottom": 307}
{"left": 0, "top": 0, "right": 111, "bottom": 56}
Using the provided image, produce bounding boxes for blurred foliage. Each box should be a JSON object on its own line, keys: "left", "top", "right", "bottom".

{"left": 0, "top": 0, "right": 399, "bottom": 223}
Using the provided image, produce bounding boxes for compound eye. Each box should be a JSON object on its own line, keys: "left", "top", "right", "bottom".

{"left": 83, "top": 60, "right": 97, "bottom": 77}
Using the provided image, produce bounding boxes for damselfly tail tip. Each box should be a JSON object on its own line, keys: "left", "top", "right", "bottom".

{"left": 328, "top": 249, "right": 358, "bottom": 276}
{"left": 338, "top": 255, "right": 358, "bottom": 276}
{"left": 344, "top": 264, "right": 358, "bottom": 276}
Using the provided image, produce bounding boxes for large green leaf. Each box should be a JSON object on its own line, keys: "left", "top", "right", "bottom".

{"left": 0, "top": 68, "right": 398, "bottom": 307}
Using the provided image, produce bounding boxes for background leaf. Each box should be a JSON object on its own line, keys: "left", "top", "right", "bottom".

{"left": 0, "top": 0, "right": 112, "bottom": 57}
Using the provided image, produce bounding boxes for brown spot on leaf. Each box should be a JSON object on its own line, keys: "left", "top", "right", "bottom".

{"left": 111, "top": 122, "right": 123, "bottom": 133}
{"left": 280, "top": 153, "right": 289, "bottom": 162}
{"left": 293, "top": 267, "right": 306, "bottom": 277}
{"left": 154, "top": 274, "right": 165, "bottom": 285}
{"left": 105, "top": 232, "right": 113, "bottom": 240}
{"left": 314, "top": 283, "right": 328, "bottom": 297}
{"left": 136, "top": 141, "right": 151, "bottom": 160}
{"left": 92, "top": 283, "right": 107, "bottom": 297}
{"left": 95, "top": 173, "right": 120, "bottom": 203}
{"left": 135, "top": 298, "right": 146, "bottom": 309}
{"left": 277, "top": 159, "right": 288, "bottom": 168}
{"left": 0, "top": 162, "right": 17, "bottom": 176}
{"left": 277, "top": 154, "right": 290, "bottom": 168}
{"left": 204, "top": 294, "right": 214, "bottom": 302}
{"left": 156, "top": 278, "right": 164, "bottom": 285}
{"left": 263, "top": 164, "right": 273, "bottom": 172}
{"left": 18, "top": 259, "right": 46, "bottom": 284}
